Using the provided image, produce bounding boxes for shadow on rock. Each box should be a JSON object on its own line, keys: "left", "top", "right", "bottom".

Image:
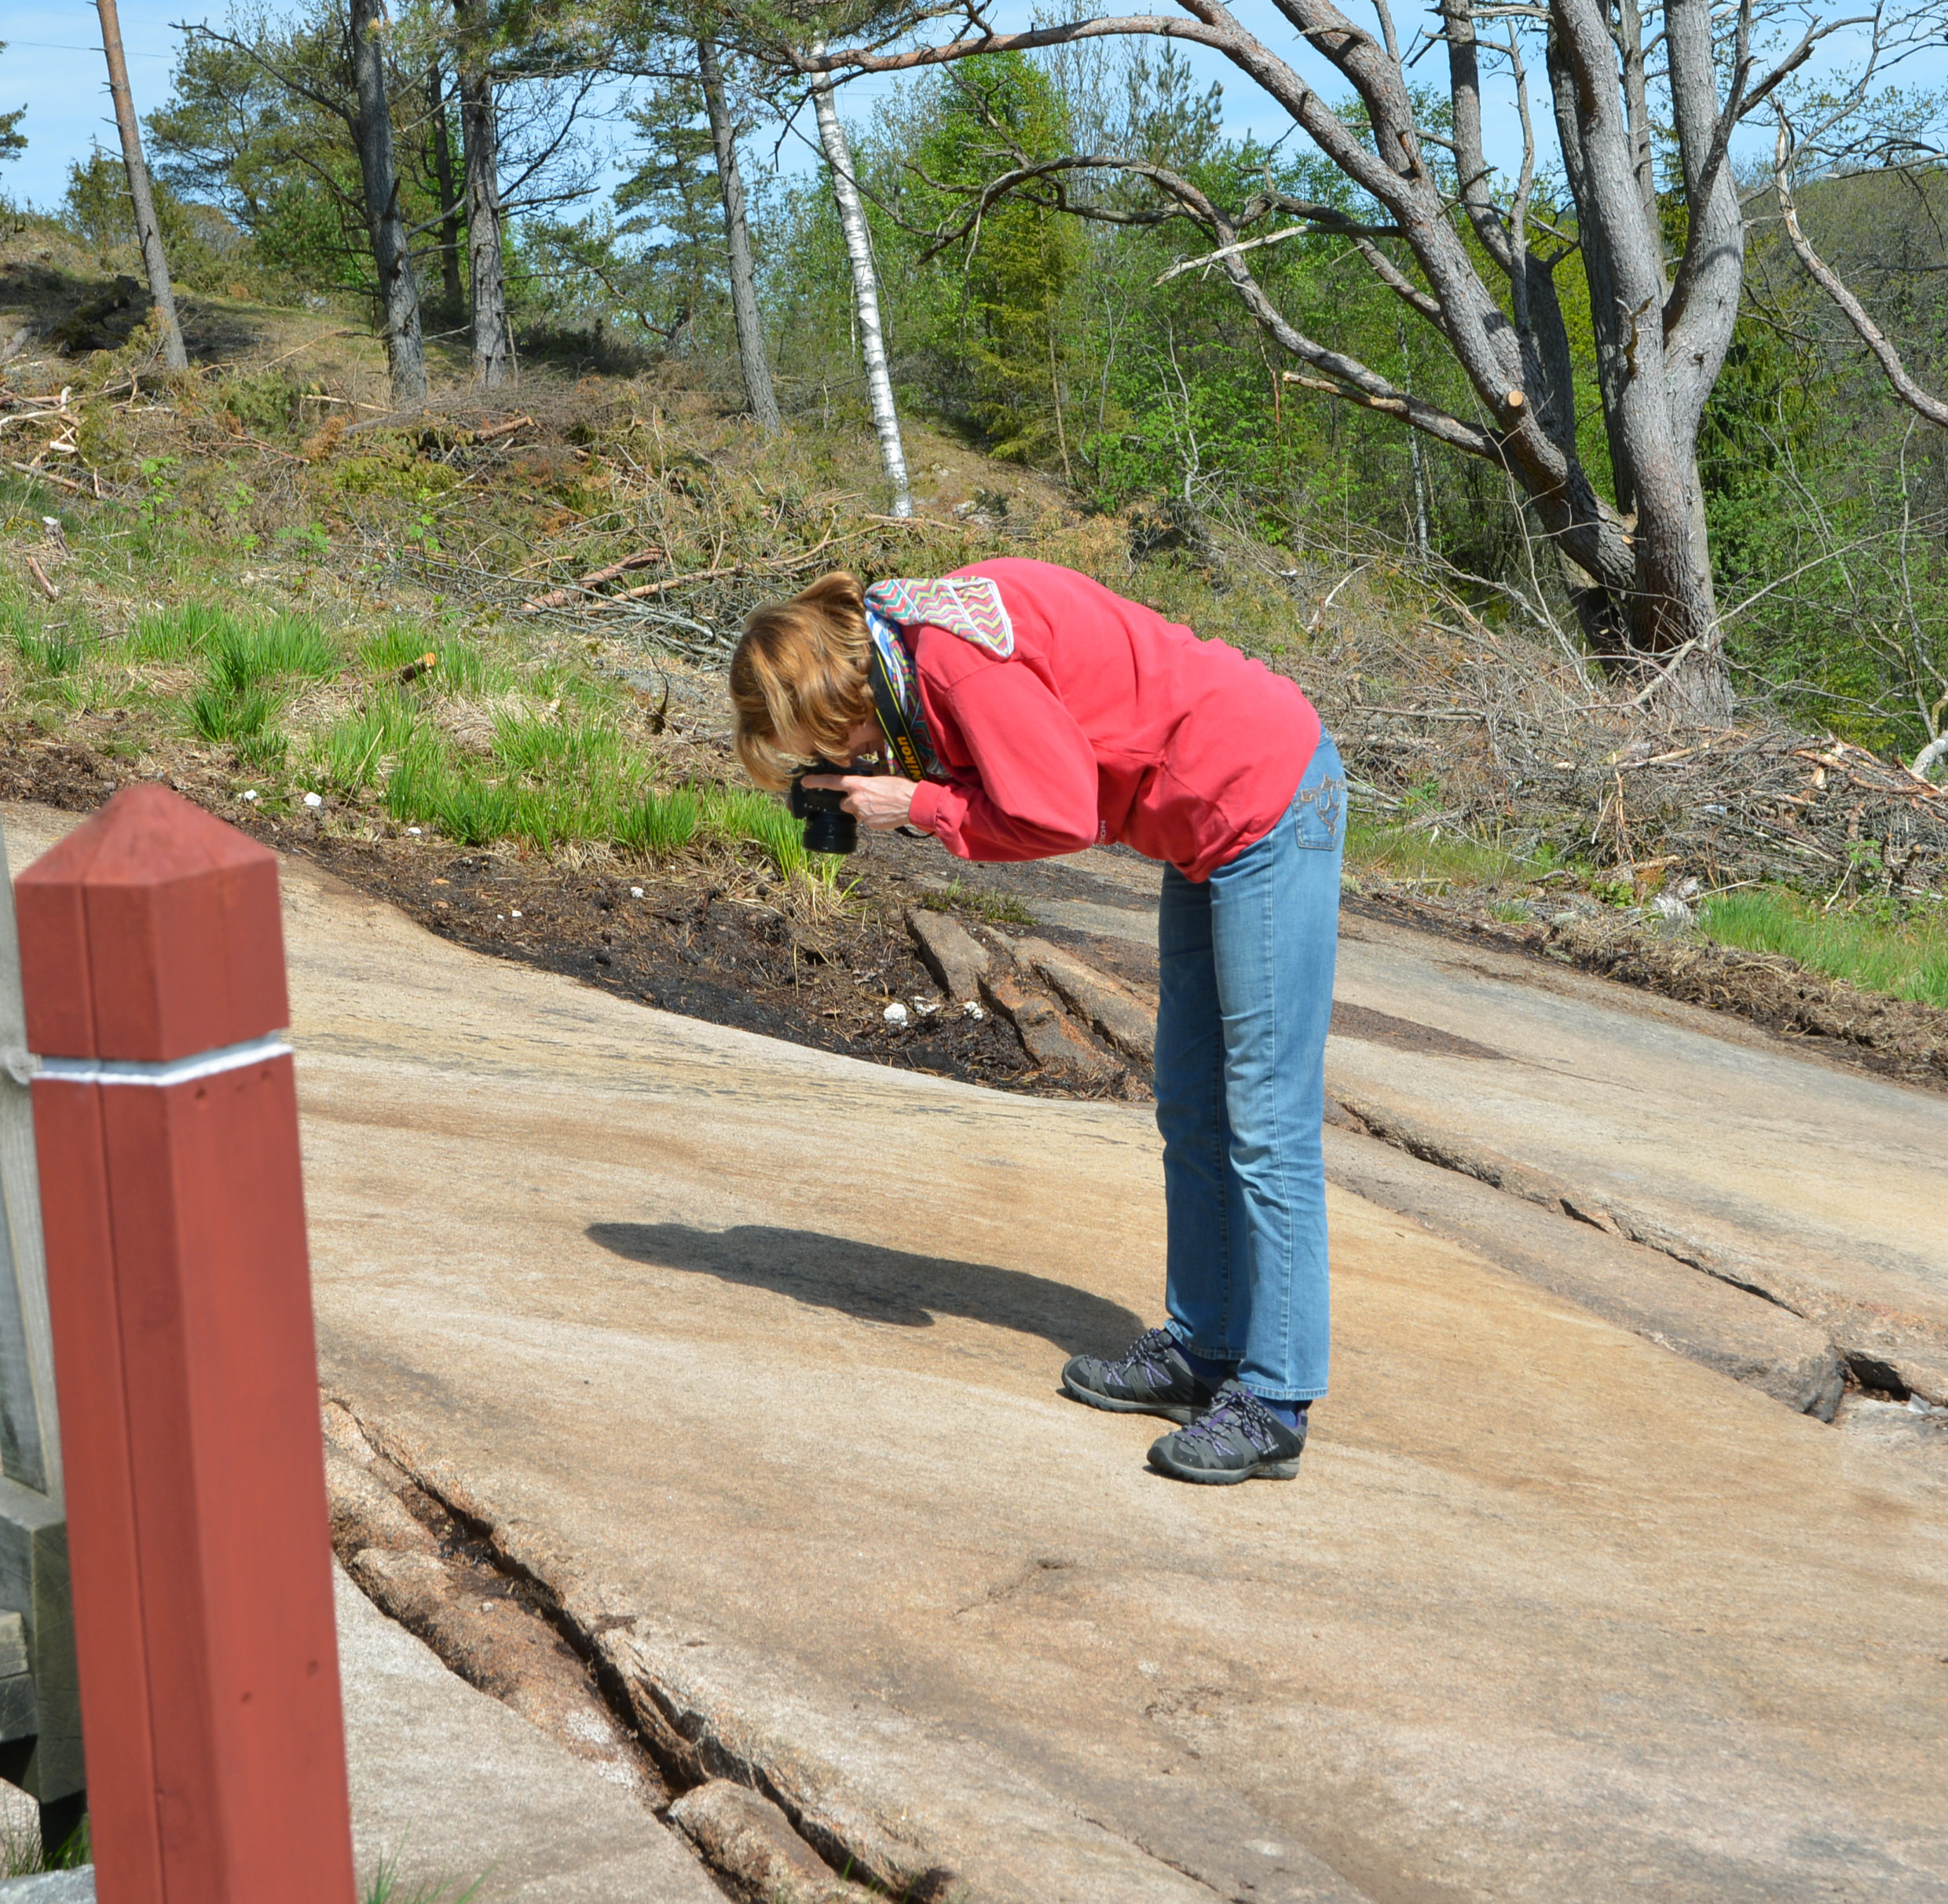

{"left": 586, "top": 1221, "right": 1141, "bottom": 1357}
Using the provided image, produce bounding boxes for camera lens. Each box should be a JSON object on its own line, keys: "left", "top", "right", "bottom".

{"left": 801, "top": 807, "right": 858, "bottom": 856}
{"left": 787, "top": 762, "right": 860, "bottom": 857}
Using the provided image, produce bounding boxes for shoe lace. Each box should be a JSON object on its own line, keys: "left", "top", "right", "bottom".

{"left": 1180, "top": 1386, "right": 1280, "bottom": 1456}
{"left": 1112, "top": 1327, "right": 1181, "bottom": 1389}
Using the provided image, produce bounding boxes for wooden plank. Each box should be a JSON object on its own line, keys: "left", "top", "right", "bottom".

{"left": 0, "top": 1477, "right": 79, "bottom": 1796}
{"left": 0, "top": 817, "right": 58, "bottom": 1498}
{"left": 0, "top": 1610, "right": 29, "bottom": 1680}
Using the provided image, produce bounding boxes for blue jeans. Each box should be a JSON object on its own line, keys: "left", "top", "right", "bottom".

{"left": 1155, "top": 734, "right": 1343, "bottom": 1402}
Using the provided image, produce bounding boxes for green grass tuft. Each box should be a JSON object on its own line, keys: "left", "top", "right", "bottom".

{"left": 921, "top": 877, "right": 1036, "bottom": 928}
{"left": 190, "top": 681, "right": 282, "bottom": 744}
{"left": 128, "top": 601, "right": 229, "bottom": 661}
{"left": 360, "top": 624, "right": 516, "bottom": 698}
{"left": 305, "top": 695, "right": 419, "bottom": 796}
{"left": 1343, "top": 815, "right": 1540, "bottom": 888}
{"left": 492, "top": 709, "right": 624, "bottom": 781}
{"left": 361, "top": 1843, "right": 488, "bottom": 1904}
{"left": 1698, "top": 888, "right": 1948, "bottom": 1009}
{"left": 208, "top": 613, "right": 340, "bottom": 693}
{"left": 4, "top": 597, "right": 84, "bottom": 677}
{"left": 434, "top": 773, "right": 522, "bottom": 847}
{"left": 617, "top": 785, "right": 701, "bottom": 857}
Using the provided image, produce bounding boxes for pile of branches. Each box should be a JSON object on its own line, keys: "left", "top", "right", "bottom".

{"left": 1311, "top": 607, "right": 1948, "bottom": 900}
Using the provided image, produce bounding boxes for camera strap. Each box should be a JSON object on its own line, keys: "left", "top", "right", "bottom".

{"left": 865, "top": 609, "right": 941, "bottom": 782}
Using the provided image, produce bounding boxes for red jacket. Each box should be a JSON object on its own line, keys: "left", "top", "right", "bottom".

{"left": 903, "top": 559, "right": 1321, "bottom": 881}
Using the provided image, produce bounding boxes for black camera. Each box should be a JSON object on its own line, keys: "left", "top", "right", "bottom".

{"left": 787, "top": 761, "right": 858, "bottom": 856}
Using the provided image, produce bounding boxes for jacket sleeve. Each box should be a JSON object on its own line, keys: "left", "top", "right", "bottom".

{"left": 906, "top": 661, "right": 1099, "bottom": 862}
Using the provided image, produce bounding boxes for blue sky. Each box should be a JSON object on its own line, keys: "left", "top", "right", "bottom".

{"left": 2, "top": 2, "right": 1924, "bottom": 221}
{"left": 0, "top": 0, "right": 1503, "bottom": 214}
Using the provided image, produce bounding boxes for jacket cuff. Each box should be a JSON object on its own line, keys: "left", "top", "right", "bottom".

{"left": 908, "top": 781, "right": 949, "bottom": 836}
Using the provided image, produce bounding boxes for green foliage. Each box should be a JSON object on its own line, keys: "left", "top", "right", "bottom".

{"left": 611, "top": 76, "right": 723, "bottom": 350}
{"left": 1700, "top": 888, "right": 1948, "bottom": 1009}
{"left": 0, "top": 41, "right": 24, "bottom": 169}
{"left": 62, "top": 145, "right": 244, "bottom": 288}
{"left": 898, "top": 56, "right": 1084, "bottom": 463}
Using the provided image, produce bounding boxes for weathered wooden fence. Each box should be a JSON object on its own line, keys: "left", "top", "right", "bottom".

{"left": 0, "top": 812, "right": 83, "bottom": 1851}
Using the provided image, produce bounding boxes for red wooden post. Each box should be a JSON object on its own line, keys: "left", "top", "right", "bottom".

{"left": 15, "top": 785, "right": 354, "bottom": 1903}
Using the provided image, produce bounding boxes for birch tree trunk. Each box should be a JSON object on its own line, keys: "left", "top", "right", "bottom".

{"left": 698, "top": 39, "right": 780, "bottom": 435}
{"left": 94, "top": 0, "right": 188, "bottom": 372}
{"left": 348, "top": 0, "right": 427, "bottom": 407}
{"left": 809, "top": 55, "right": 910, "bottom": 516}
{"left": 456, "top": 0, "right": 514, "bottom": 390}
{"left": 427, "top": 61, "right": 465, "bottom": 313}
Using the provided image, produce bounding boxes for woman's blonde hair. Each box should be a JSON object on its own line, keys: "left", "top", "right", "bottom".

{"left": 729, "top": 571, "right": 875, "bottom": 789}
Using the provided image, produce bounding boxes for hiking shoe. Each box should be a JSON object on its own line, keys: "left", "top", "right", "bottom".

{"left": 1062, "top": 1327, "right": 1225, "bottom": 1424}
{"left": 1148, "top": 1381, "right": 1306, "bottom": 1485}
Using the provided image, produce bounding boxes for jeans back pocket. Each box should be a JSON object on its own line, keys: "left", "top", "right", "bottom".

{"left": 1293, "top": 760, "right": 1345, "bottom": 851}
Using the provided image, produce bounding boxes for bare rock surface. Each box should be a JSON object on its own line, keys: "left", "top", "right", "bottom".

{"left": 332, "top": 1562, "right": 719, "bottom": 1901}
{"left": 6, "top": 804, "right": 1945, "bottom": 1902}
{"left": 979, "top": 966, "right": 1119, "bottom": 1084}
{"left": 1014, "top": 934, "right": 1158, "bottom": 1067}
{"left": 932, "top": 841, "right": 1948, "bottom": 1402}
{"left": 1321, "top": 1115, "right": 1848, "bottom": 1416}
{"left": 905, "top": 906, "right": 990, "bottom": 1001}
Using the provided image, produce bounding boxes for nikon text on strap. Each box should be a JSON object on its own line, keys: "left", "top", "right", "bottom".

{"left": 869, "top": 639, "right": 933, "bottom": 782}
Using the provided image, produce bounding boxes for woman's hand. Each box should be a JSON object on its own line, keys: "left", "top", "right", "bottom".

{"left": 801, "top": 771, "right": 923, "bottom": 832}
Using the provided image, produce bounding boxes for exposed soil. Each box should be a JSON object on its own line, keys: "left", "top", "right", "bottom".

{"left": 0, "top": 717, "right": 1142, "bottom": 1098}
{"left": 6, "top": 717, "right": 1947, "bottom": 1097}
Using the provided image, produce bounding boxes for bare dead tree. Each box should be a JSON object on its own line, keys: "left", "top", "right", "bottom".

{"left": 698, "top": 38, "right": 782, "bottom": 433}
{"left": 1772, "top": 115, "right": 1948, "bottom": 431}
{"left": 456, "top": 0, "right": 516, "bottom": 388}
{"left": 350, "top": 0, "right": 428, "bottom": 405}
{"left": 760, "top": 0, "right": 1931, "bottom": 721}
{"left": 95, "top": 0, "right": 189, "bottom": 370}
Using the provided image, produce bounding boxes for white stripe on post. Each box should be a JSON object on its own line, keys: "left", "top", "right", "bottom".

{"left": 34, "top": 1034, "right": 293, "bottom": 1090}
